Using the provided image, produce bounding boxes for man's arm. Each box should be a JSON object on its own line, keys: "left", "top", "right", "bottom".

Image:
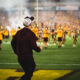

{"left": 11, "top": 35, "right": 17, "bottom": 54}
{"left": 29, "top": 32, "right": 41, "bottom": 52}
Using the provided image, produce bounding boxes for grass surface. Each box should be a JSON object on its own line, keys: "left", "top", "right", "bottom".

{"left": 0, "top": 35, "right": 80, "bottom": 80}
{"left": 0, "top": 35, "right": 80, "bottom": 69}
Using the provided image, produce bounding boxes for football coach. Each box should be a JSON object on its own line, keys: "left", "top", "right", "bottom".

{"left": 11, "top": 16, "right": 42, "bottom": 80}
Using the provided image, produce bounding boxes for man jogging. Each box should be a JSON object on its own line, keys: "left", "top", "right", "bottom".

{"left": 11, "top": 16, "right": 42, "bottom": 80}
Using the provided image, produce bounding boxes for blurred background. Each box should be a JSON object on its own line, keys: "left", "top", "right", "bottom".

{"left": 0, "top": 1, "right": 80, "bottom": 78}
{"left": 0, "top": 0, "right": 80, "bottom": 30}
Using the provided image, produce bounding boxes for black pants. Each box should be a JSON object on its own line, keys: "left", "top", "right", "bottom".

{"left": 18, "top": 58, "right": 36, "bottom": 80}
{"left": 0, "top": 40, "right": 2, "bottom": 44}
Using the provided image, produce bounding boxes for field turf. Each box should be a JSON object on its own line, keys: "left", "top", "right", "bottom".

{"left": 0, "top": 35, "right": 80, "bottom": 80}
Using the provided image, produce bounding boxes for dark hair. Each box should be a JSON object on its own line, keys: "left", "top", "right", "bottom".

{"left": 24, "top": 16, "right": 34, "bottom": 21}
{"left": 52, "top": 29, "right": 54, "bottom": 32}
{"left": 30, "top": 16, "right": 34, "bottom": 21}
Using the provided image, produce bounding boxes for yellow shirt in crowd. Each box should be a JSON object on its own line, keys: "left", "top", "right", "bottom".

{"left": 0, "top": 31, "right": 3, "bottom": 40}
{"left": 57, "top": 29, "right": 63, "bottom": 37}
{"left": 43, "top": 30, "right": 49, "bottom": 38}
{"left": 32, "top": 28, "right": 38, "bottom": 37}
{"left": 4, "top": 30, "right": 9, "bottom": 36}
{"left": 11, "top": 29, "right": 16, "bottom": 36}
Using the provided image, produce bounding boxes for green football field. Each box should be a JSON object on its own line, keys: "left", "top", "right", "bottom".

{"left": 0, "top": 35, "right": 80, "bottom": 80}
{"left": 0, "top": 35, "right": 80, "bottom": 69}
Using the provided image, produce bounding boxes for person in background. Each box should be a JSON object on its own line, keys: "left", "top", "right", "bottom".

{"left": 31, "top": 25, "right": 38, "bottom": 39}
{"left": 11, "top": 28, "right": 16, "bottom": 38}
{"left": 51, "top": 29, "right": 57, "bottom": 46}
{"left": 57, "top": 26, "right": 63, "bottom": 48}
{"left": 73, "top": 30, "right": 78, "bottom": 47}
{"left": 4, "top": 28, "right": 9, "bottom": 42}
{"left": 17, "top": 26, "right": 21, "bottom": 32}
{"left": 11, "top": 16, "right": 42, "bottom": 80}
{"left": 0, "top": 30, "right": 3, "bottom": 50}
{"left": 62, "top": 31, "right": 66, "bottom": 47}
{"left": 43, "top": 27, "right": 49, "bottom": 49}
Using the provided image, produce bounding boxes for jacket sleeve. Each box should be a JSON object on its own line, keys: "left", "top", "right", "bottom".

{"left": 29, "top": 32, "right": 41, "bottom": 52}
{"left": 11, "top": 34, "right": 17, "bottom": 54}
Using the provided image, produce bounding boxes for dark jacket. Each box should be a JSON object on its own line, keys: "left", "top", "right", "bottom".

{"left": 11, "top": 27, "right": 41, "bottom": 59}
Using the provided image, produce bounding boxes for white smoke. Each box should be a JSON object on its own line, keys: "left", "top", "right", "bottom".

{"left": 0, "top": 0, "right": 30, "bottom": 29}
{"left": 0, "top": 0, "right": 21, "bottom": 8}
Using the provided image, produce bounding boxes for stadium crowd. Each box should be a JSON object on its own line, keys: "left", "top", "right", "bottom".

{"left": 0, "top": 11, "right": 80, "bottom": 50}
{"left": 0, "top": 21, "right": 80, "bottom": 50}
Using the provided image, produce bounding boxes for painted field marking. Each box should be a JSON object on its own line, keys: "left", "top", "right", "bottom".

{"left": 0, "top": 63, "right": 80, "bottom": 66}
{"left": 0, "top": 69, "right": 72, "bottom": 80}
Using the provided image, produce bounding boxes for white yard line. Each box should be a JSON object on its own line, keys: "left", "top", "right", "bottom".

{"left": 37, "top": 64, "right": 80, "bottom": 66}
{"left": 0, "top": 63, "right": 80, "bottom": 66}
{"left": 3, "top": 42, "right": 10, "bottom": 44}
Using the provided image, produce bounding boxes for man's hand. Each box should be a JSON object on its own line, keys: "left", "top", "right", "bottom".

{"left": 40, "top": 46, "right": 43, "bottom": 50}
